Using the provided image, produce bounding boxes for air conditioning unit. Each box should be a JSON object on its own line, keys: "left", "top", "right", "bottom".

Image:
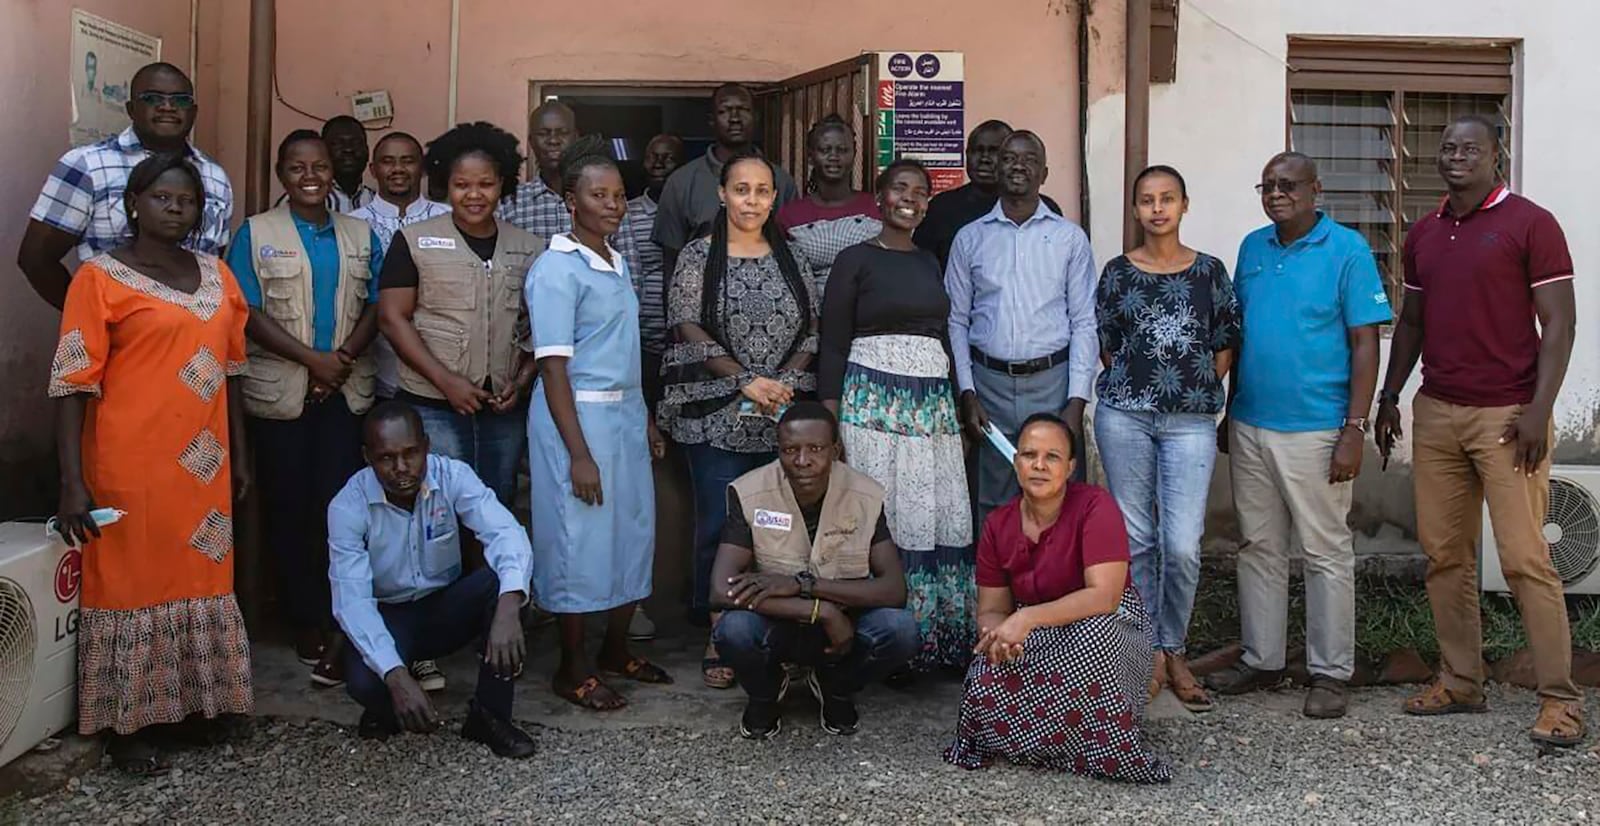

{"left": 0, "top": 522, "right": 80, "bottom": 768}
{"left": 1481, "top": 466, "right": 1600, "bottom": 595}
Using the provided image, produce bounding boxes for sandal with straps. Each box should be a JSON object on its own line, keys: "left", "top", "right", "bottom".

{"left": 1403, "top": 681, "right": 1487, "bottom": 716}
{"left": 1531, "top": 699, "right": 1586, "bottom": 748}
{"left": 602, "top": 656, "right": 675, "bottom": 684}
{"left": 554, "top": 675, "right": 628, "bottom": 711}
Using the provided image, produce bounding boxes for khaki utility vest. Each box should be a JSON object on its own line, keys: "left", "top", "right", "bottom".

{"left": 394, "top": 215, "right": 544, "bottom": 400}
{"left": 240, "top": 207, "right": 375, "bottom": 420}
{"left": 729, "top": 460, "right": 885, "bottom": 580}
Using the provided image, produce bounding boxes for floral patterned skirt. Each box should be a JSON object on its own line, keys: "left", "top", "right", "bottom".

{"left": 840, "top": 334, "right": 974, "bottom": 672}
{"left": 943, "top": 589, "right": 1171, "bottom": 783}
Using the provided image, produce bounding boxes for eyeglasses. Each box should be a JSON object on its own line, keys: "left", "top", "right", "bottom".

{"left": 136, "top": 91, "right": 196, "bottom": 110}
{"left": 1254, "top": 178, "right": 1308, "bottom": 195}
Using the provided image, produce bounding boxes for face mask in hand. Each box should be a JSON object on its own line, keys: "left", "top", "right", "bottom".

{"left": 45, "top": 507, "right": 127, "bottom": 548}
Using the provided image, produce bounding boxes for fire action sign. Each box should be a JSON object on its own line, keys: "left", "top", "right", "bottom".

{"left": 874, "top": 51, "right": 965, "bottom": 194}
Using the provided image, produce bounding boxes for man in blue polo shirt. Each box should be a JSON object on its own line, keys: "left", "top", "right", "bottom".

{"left": 1206, "top": 152, "right": 1390, "bottom": 720}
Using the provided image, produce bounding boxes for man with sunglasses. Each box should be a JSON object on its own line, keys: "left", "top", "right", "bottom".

{"left": 1375, "top": 115, "right": 1584, "bottom": 748}
{"left": 20, "top": 62, "right": 233, "bottom": 309}
{"left": 1207, "top": 152, "right": 1390, "bottom": 720}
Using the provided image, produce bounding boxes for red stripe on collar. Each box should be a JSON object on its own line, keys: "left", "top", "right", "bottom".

{"left": 1436, "top": 183, "right": 1509, "bottom": 218}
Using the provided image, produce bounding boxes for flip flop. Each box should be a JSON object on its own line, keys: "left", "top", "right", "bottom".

{"left": 703, "top": 657, "right": 736, "bottom": 689}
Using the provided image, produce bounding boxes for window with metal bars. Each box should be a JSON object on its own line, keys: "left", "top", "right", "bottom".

{"left": 1286, "top": 39, "right": 1515, "bottom": 307}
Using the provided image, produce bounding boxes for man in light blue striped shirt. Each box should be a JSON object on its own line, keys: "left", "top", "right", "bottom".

{"left": 945, "top": 131, "right": 1098, "bottom": 521}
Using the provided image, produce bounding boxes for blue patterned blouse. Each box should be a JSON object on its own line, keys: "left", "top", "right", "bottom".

{"left": 1094, "top": 253, "right": 1240, "bottom": 414}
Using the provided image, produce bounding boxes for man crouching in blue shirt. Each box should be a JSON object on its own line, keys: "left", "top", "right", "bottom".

{"left": 328, "top": 400, "right": 536, "bottom": 757}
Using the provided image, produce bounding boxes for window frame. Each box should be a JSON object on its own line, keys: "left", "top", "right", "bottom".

{"left": 1285, "top": 37, "right": 1518, "bottom": 306}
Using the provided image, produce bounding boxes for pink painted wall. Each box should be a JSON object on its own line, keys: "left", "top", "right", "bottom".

{"left": 203, "top": 0, "right": 1084, "bottom": 218}
{"left": 0, "top": 0, "right": 199, "bottom": 519}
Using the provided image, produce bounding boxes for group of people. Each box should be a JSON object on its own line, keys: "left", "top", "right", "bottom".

{"left": 22, "top": 60, "right": 1583, "bottom": 780}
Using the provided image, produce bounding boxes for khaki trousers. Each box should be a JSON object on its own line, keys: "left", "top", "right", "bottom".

{"left": 1230, "top": 423, "right": 1356, "bottom": 681}
{"left": 1412, "top": 393, "right": 1578, "bottom": 702}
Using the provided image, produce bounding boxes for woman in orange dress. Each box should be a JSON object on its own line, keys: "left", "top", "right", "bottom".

{"left": 50, "top": 153, "right": 254, "bottom": 775}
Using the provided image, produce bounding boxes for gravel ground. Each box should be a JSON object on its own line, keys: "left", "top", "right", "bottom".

{"left": 8, "top": 683, "right": 1598, "bottom": 825}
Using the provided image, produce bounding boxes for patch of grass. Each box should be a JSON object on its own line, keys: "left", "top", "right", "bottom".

{"left": 1186, "top": 562, "right": 1600, "bottom": 659}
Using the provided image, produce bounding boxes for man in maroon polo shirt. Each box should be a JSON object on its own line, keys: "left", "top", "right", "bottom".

{"left": 1375, "top": 114, "right": 1583, "bottom": 748}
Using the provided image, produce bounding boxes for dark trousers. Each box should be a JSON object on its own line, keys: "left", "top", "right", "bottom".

{"left": 343, "top": 568, "right": 515, "bottom": 721}
{"left": 713, "top": 607, "right": 921, "bottom": 701}
{"left": 684, "top": 443, "right": 773, "bottom": 620}
{"left": 250, "top": 395, "right": 363, "bottom": 633}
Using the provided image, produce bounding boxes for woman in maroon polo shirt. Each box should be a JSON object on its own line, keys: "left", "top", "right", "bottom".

{"left": 943, "top": 413, "right": 1170, "bottom": 783}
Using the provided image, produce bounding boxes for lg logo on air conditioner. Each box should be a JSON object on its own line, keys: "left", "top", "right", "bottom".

{"left": 54, "top": 547, "right": 81, "bottom": 642}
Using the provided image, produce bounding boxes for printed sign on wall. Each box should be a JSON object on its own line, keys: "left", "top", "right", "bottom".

{"left": 70, "top": 9, "right": 163, "bottom": 146}
{"left": 874, "top": 51, "right": 965, "bottom": 193}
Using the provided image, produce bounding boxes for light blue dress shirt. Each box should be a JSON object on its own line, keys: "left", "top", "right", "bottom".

{"left": 328, "top": 454, "right": 532, "bottom": 677}
{"left": 944, "top": 199, "right": 1099, "bottom": 399}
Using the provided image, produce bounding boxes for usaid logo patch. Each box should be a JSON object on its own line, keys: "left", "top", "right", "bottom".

{"left": 259, "top": 245, "right": 298, "bottom": 259}
{"left": 418, "top": 236, "right": 457, "bottom": 250}
{"left": 753, "top": 509, "right": 793, "bottom": 532}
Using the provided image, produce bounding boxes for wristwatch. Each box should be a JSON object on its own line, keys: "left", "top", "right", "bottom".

{"left": 1343, "top": 417, "right": 1370, "bottom": 433}
{"left": 1378, "top": 389, "right": 1401, "bottom": 407}
{"left": 795, "top": 570, "right": 817, "bottom": 599}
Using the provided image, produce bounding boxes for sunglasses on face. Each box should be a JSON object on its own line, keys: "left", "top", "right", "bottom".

{"left": 136, "top": 91, "right": 196, "bottom": 110}
{"left": 1254, "top": 178, "right": 1307, "bottom": 195}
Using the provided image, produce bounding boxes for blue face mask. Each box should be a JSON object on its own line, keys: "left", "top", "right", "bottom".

{"left": 46, "top": 507, "right": 127, "bottom": 548}
{"left": 982, "top": 421, "right": 1017, "bottom": 463}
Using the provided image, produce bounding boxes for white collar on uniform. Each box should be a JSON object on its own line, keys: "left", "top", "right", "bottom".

{"left": 550, "top": 233, "right": 625, "bottom": 277}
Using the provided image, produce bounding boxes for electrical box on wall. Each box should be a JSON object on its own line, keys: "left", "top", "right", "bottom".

{"left": 351, "top": 90, "right": 393, "bottom": 122}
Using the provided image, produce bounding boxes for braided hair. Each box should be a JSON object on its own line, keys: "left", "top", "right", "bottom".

{"left": 557, "top": 133, "right": 618, "bottom": 195}
{"left": 699, "top": 153, "right": 810, "bottom": 361}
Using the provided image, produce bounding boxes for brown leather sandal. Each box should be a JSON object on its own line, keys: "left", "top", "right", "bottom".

{"left": 1530, "top": 699, "right": 1586, "bottom": 748}
{"left": 602, "top": 656, "right": 675, "bottom": 684}
{"left": 554, "top": 675, "right": 628, "bottom": 711}
{"left": 1402, "top": 681, "right": 1487, "bottom": 716}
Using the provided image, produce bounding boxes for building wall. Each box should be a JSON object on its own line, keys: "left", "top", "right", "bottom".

{"left": 199, "top": 0, "right": 1085, "bottom": 216}
{"left": 1085, "top": 0, "right": 1600, "bottom": 552}
{"left": 0, "top": 0, "right": 200, "bottom": 520}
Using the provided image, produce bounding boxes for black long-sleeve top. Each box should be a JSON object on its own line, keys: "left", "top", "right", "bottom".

{"left": 818, "top": 242, "right": 956, "bottom": 400}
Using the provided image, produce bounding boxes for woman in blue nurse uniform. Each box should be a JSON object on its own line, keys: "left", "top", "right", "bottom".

{"left": 528, "top": 135, "right": 670, "bottom": 711}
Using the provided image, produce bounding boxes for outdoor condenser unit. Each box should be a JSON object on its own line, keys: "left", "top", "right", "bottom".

{"left": 0, "top": 522, "right": 80, "bottom": 768}
{"left": 1481, "top": 466, "right": 1600, "bottom": 595}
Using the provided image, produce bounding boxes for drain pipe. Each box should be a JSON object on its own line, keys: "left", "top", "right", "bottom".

{"left": 244, "top": 0, "right": 275, "bottom": 215}
{"left": 1124, "top": 0, "right": 1151, "bottom": 250}
{"left": 1077, "top": 0, "right": 1091, "bottom": 237}
{"left": 446, "top": 0, "right": 461, "bottom": 129}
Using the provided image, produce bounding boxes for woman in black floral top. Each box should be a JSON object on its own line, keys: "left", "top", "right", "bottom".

{"left": 660, "top": 153, "right": 817, "bottom": 688}
{"left": 1093, "top": 165, "right": 1239, "bottom": 712}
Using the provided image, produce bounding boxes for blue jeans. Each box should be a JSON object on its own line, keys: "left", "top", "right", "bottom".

{"left": 713, "top": 607, "right": 920, "bottom": 700}
{"left": 684, "top": 443, "right": 772, "bottom": 620}
{"left": 342, "top": 568, "right": 515, "bottom": 722}
{"left": 1094, "top": 405, "right": 1216, "bottom": 652}
{"left": 413, "top": 402, "right": 527, "bottom": 506}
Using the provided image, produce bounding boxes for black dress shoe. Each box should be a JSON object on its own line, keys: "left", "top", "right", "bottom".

{"left": 358, "top": 711, "right": 399, "bottom": 741}
{"left": 1204, "top": 663, "right": 1287, "bottom": 696}
{"left": 460, "top": 700, "right": 537, "bottom": 758}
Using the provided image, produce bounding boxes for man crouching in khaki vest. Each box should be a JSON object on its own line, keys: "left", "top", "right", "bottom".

{"left": 710, "top": 402, "right": 919, "bottom": 740}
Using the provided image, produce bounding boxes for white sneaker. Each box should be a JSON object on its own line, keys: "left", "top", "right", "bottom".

{"left": 629, "top": 607, "right": 656, "bottom": 641}
{"left": 411, "top": 660, "right": 446, "bottom": 692}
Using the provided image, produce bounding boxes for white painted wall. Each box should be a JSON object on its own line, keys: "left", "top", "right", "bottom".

{"left": 1087, "top": 0, "right": 1600, "bottom": 544}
